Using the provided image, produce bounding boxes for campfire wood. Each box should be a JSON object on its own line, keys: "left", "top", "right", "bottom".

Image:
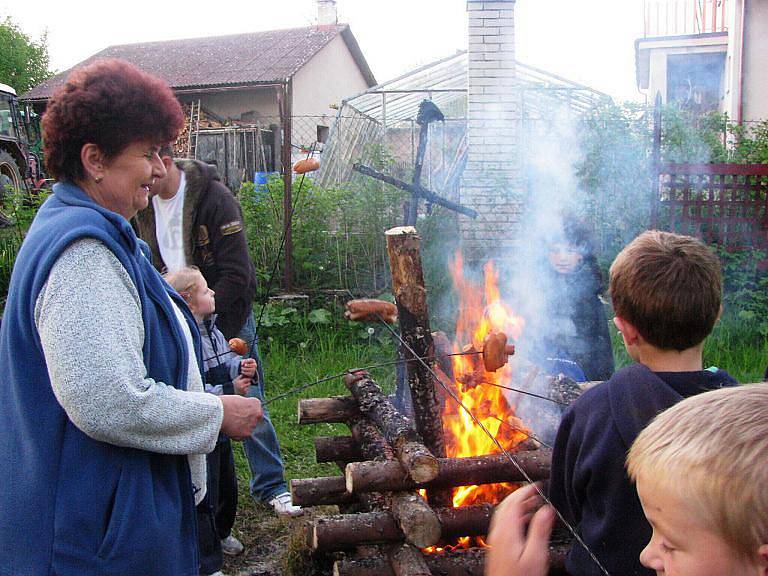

{"left": 298, "top": 395, "right": 360, "bottom": 424}
{"left": 291, "top": 475, "right": 355, "bottom": 507}
{"left": 315, "top": 435, "right": 362, "bottom": 463}
{"left": 349, "top": 415, "right": 396, "bottom": 462}
{"left": 388, "top": 543, "right": 432, "bottom": 576}
{"left": 333, "top": 545, "right": 570, "bottom": 576}
{"left": 386, "top": 226, "right": 452, "bottom": 507}
{"left": 310, "top": 504, "right": 497, "bottom": 551}
{"left": 345, "top": 449, "right": 552, "bottom": 494}
{"left": 344, "top": 371, "right": 439, "bottom": 484}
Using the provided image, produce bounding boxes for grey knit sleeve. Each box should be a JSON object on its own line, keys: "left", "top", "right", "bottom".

{"left": 35, "top": 238, "right": 222, "bottom": 455}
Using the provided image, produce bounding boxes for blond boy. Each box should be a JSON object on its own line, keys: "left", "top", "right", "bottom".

{"left": 487, "top": 384, "right": 768, "bottom": 576}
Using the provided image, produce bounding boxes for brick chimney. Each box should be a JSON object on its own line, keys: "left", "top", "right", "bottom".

{"left": 460, "top": 0, "right": 521, "bottom": 260}
{"left": 317, "top": 0, "right": 338, "bottom": 25}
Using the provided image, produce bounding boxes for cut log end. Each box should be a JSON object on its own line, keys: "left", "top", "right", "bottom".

{"left": 385, "top": 226, "right": 418, "bottom": 236}
{"left": 407, "top": 452, "right": 440, "bottom": 484}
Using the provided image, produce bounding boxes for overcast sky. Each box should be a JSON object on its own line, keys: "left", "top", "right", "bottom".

{"left": 1, "top": 0, "right": 647, "bottom": 102}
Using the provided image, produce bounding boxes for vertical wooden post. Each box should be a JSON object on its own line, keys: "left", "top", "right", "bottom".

{"left": 281, "top": 80, "right": 294, "bottom": 290}
{"left": 385, "top": 226, "right": 451, "bottom": 508}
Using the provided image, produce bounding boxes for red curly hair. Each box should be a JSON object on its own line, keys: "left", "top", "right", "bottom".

{"left": 42, "top": 59, "right": 184, "bottom": 182}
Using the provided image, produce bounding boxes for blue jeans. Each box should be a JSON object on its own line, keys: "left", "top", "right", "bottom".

{"left": 238, "top": 312, "right": 288, "bottom": 502}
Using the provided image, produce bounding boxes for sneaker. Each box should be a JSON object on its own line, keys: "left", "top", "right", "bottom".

{"left": 268, "top": 492, "right": 303, "bottom": 517}
{"left": 220, "top": 534, "right": 244, "bottom": 556}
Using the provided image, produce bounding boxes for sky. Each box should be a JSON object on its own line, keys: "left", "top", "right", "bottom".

{"left": 1, "top": 0, "right": 647, "bottom": 103}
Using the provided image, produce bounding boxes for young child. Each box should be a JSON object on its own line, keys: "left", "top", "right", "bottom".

{"left": 548, "top": 230, "right": 737, "bottom": 575}
{"left": 537, "top": 217, "right": 614, "bottom": 382}
{"left": 165, "top": 267, "right": 256, "bottom": 576}
{"left": 486, "top": 383, "right": 768, "bottom": 576}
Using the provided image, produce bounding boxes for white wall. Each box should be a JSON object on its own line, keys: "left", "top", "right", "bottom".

{"left": 292, "top": 34, "right": 370, "bottom": 119}
{"left": 742, "top": 0, "right": 768, "bottom": 121}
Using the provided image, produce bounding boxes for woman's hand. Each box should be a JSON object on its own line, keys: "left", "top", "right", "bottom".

{"left": 219, "top": 395, "right": 262, "bottom": 440}
{"left": 240, "top": 358, "right": 257, "bottom": 378}
{"left": 233, "top": 375, "right": 251, "bottom": 396}
{"left": 485, "top": 483, "right": 556, "bottom": 576}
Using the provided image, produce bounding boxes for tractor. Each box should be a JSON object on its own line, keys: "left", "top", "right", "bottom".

{"left": 0, "top": 82, "right": 44, "bottom": 195}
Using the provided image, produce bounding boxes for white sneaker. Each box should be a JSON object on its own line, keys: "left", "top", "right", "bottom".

{"left": 268, "top": 492, "right": 303, "bottom": 517}
{"left": 220, "top": 534, "right": 244, "bottom": 556}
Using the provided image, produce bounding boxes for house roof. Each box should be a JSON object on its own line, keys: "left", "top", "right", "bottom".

{"left": 22, "top": 24, "right": 376, "bottom": 101}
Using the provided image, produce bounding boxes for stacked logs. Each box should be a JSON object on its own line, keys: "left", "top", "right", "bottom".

{"left": 291, "top": 370, "right": 563, "bottom": 575}
{"left": 289, "top": 227, "right": 570, "bottom": 575}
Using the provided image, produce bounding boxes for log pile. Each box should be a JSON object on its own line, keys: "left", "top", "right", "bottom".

{"left": 292, "top": 369, "right": 562, "bottom": 573}
{"left": 289, "top": 226, "right": 571, "bottom": 575}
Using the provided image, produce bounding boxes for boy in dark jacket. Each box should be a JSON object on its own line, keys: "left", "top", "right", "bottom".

{"left": 537, "top": 217, "right": 614, "bottom": 383}
{"left": 165, "top": 267, "right": 256, "bottom": 576}
{"left": 548, "top": 230, "right": 737, "bottom": 576}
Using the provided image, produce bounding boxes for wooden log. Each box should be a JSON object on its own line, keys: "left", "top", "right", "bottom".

{"left": 312, "top": 511, "right": 402, "bottom": 551}
{"left": 388, "top": 543, "right": 432, "bottom": 576}
{"left": 315, "top": 436, "right": 362, "bottom": 463}
{"left": 344, "top": 372, "right": 438, "bottom": 484}
{"left": 346, "top": 449, "right": 552, "bottom": 494}
{"left": 310, "top": 504, "right": 495, "bottom": 551}
{"left": 388, "top": 492, "right": 441, "bottom": 548}
{"left": 349, "top": 415, "right": 396, "bottom": 462}
{"left": 438, "top": 504, "right": 494, "bottom": 540}
{"left": 385, "top": 226, "right": 450, "bottom": 508}
{"left": 334, "top": 544, "right": 570, "bottom": 576}
{"left": 298, "top": 395, "right": 360, "bottom": 424}
{"left": 291, "top": 475, "right": 355, "bottom": 507}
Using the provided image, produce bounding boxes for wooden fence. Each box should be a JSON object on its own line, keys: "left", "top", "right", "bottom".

{"left": 652, "top": 163, "right": 768, "bottom": 259}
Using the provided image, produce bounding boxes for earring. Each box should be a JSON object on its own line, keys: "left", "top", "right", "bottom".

{"left": 94, "top": 175, "right": 103, "bottom": 184}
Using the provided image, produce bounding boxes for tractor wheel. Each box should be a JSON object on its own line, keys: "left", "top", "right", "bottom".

{"left": 0, "top": 149, "right": 22, "bottom": 195}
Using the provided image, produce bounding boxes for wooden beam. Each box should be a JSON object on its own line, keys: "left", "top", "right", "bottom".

{"left": 385, "top": 226, "right": 451, "bottom": 508}
{"left": 346, "top": 449, "right": 551, "bottom": 494}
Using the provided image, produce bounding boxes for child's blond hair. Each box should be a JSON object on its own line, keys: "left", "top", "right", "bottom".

{"left": 163, "top": 266, "right": 204, "bottom": 303}
{"left": 627, "top": 384, "right": 768, "bottom": 559}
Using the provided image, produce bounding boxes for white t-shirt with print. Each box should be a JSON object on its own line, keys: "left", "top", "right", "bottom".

{"left": 152, "top": 172, "right": 187, "bottom": 272}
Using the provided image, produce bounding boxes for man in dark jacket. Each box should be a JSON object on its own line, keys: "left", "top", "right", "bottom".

{"left": 134, "top": 150, "right": 302, "bottom": 524}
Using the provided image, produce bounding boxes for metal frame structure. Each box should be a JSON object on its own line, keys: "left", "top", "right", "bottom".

{"left": 317, "top": 51, "right": 611, "bottom": 190}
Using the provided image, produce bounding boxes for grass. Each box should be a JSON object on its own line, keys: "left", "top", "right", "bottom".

{"left": 223, "top": 320, "right": 399, "bottom": 575}
{"left": 611, "top": 313, "right": 768, "bottom": 383}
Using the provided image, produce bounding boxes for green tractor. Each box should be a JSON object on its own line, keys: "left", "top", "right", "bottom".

{"left": 0, "top": 83, "right": 44, "bottom": 192}
{"left": 0, "top": 83, "right": 45, "bottom": 225}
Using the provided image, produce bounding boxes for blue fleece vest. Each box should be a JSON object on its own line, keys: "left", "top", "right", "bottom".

{"left": 0, "top": 182, "right": 202, "bottom": 576}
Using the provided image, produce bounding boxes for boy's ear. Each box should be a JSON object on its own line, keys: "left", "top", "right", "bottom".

{"left": 614, "top": 316, "right": 642, "bottom": 346}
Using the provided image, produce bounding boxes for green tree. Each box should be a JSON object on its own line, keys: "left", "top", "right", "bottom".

{"left": 0, "top": 16, "right": 52, "bottom": 94}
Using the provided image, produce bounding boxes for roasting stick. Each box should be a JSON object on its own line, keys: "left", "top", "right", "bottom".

{"left": 261, "top": 348, "right": 564, "bottom": 408}
{"left": 373, "top": 314, "right": 612, "bottom": 576}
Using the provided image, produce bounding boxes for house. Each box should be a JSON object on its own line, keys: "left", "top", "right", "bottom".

{"left": 636, "top": 0, "right": 768, "bottom": 122}
{"left": 21, "top": 0, "right": 376, "bottom": 184}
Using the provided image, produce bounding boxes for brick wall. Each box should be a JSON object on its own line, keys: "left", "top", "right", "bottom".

{"left": 460, "top": 0, "right": 521, "bottom": 260}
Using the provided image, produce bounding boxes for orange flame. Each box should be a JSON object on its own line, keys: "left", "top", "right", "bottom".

{"left": 442, "top": 254, "right": 529, "bottom": 510}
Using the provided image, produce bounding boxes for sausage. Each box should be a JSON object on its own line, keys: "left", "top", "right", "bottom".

{"left": 229, "top": 337, "right": 249, "bottom": 356}
{"left": 293, "top": 157, "right": 320, "bottom": 174}
{"left": 344, "top": 299, "right": 398, "bottom": 324}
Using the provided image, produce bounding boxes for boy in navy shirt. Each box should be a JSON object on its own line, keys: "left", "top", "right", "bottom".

{"left": 548, "top": 230, "right": 736, "bottom": 575}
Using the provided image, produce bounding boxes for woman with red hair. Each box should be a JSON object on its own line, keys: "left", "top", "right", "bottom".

{"left": 0, "top": 59, "right": 262, "bottom": 576}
